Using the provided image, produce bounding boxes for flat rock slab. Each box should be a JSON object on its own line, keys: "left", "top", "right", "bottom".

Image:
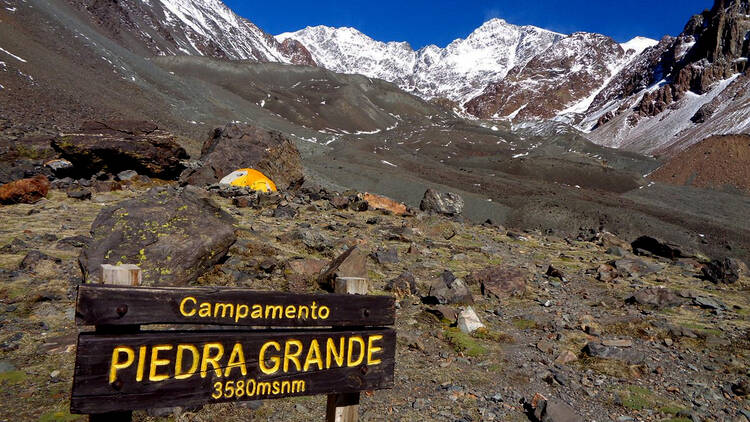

{"left": 470, "top": 265, "right": 527, "bottom": 298}
{"left": 583, "top": 342, "right": 645, "bottom": 364}
{"left": 626, "top": 287, "right": 684, "bottom": 308}
{"left": 53, "top": 120, "right": 188, "bottom": 179}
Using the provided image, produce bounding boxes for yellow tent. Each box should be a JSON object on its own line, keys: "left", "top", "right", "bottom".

{"left": 219, "top": 168, "right": 277, "bottom": 192}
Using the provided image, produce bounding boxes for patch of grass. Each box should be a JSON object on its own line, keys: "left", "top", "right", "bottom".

{"left": 511, "top": 318, "right": 537, "bottom": 330}
{"left": 579, "top": 357, "right": 640, "bottom": 379}
{"left": 38, "top": 408, "right": 82, "bottom": 422}
{"left": 472, "top": 327, "right": 515, "bottom": 343}
{"left": 659, "top": 405, "right": 688, "bottom": 415}
{"left": 619, "top": 385, "right": 654, "bottom": 411}
{"left": 0, "top": 370, "right": 27, "bottom": 385}
{"left": 443, "top": 328, "right": 487, "bottom": 357}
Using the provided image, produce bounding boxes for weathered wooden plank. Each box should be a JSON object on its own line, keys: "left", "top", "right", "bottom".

{"left": 75, "top": 285, "right": 395, "bottom": 327}
{"left": 100, "top": 264, "right": 141, "bottom": 286}
{"left": 70, "top": 329, "right": 396, "bottom": 414}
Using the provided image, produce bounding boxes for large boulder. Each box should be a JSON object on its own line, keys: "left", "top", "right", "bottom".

{"left": 80, "top": 186, "right": 237, "bottom": 286}
{"left": 52, "top": 120, "right": 188, "bottom": 179}
{"left": 701, "top": 258, "right": 742, "bottom": 284}
{"left": 180, "top": 123, "right": 304, "bottom": 191}
{"left": 419, "top": 189, "right": 464, "bottom": 216}
{"left": 0, "top": 175, "right": 50, "bottom": 204}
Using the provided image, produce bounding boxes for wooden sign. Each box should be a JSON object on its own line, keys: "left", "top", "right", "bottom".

{"left": 75, "top": 285, "right": 395, "bottom": 327}
{"left": 70, "top": 285, "right": 396, "bottom": 418}
{"left": 71, "top": 329, "right": 395, "bottom": 414}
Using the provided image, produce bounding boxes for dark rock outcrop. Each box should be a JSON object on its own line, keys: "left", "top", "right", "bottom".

{"left": 278, "top": 38, "right": 317, "bottom": 66}
{"left": 80, "top": 186, "right": 237, "bottom": 285}
{"left": 631, "top": 236, "right": 686, "bottom": 259}
{"left": 0, "top": 175, "right": 50, "bottom": 204}
{"left": 52, "top": 121, "right": 188, "bottom": 179}
{"left": 180, "top": 123, "right": 304, "bottom": 191}
{"left": 701, "top": 258, "right": 741, "bottom": 284}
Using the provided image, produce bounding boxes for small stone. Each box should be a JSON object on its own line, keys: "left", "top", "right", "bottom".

{"left": 546, "top": 265, "right": 565, "bottom": 281}
{"left": 457, "top": 306, "right": 484, "bottom": 333}
{"left": 116, "top": 170, "right": 139, "bottom": 182}
{"left": 602, "top": 339, "right": 633, "bottom": 348}
{"left": 50, "top": 370, "right": 60, "bottom": 378}
{"left": 555, "top": 350, "right": 578, "bottom": 365}
{"left": 67, "top": 189, "right": 92, "bottom": 200}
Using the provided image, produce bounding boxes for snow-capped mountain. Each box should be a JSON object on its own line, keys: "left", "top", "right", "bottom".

{"left": 579, "top": 0, "right": 750, "bottom": 154}
{"left": 70, "top": 0, "right": 315, "bottom": 65}
{"left": 277, "top": 19, "right": 564, "bottom": 102}
{"left": 464, "top": 33, "right": 656, "bottom": 120}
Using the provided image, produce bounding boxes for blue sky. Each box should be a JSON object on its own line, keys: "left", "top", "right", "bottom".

{"left": 225, "top": 0, "right": 712, "bottom": 48}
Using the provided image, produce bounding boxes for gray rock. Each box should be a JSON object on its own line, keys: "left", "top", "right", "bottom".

{"left": 374, "top": 246, "right": 399, "bottom": 264}
{"left": 419, "top": 189, "right": 464, "bottom": 216}
{"left": 116, "top": 170, "right": 139, "bottom": 181}
{"left": 614, "top": 258, "right": 663, "bottom": 277}
{"left": 424, "top": 275, "right": 473, "bottom": 305}
{"left": 582, "top": 342, "right": 645, "bottom": 364}
{"left": 529, "top": 396, "right": 582, "bottom": 422}
{"left": 626, "top": 287, "right": 684, "bottom": 308}
{"left": 67, "top": 189, "right": 92, "bottom": 200}
{"left": 694, "top": 296, "right": 726, "bottom": 310}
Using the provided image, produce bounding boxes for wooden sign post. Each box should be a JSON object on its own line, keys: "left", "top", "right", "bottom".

{"left": 70, "top": 285, "right": 395, "bottom": 418}
{"left": 326, "top": 277, "right": 370, "bottom": 422}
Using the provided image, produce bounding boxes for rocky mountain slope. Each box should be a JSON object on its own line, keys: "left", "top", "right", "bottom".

{"left": 0, "top": 175, "right": 748, "bottom": 421}
{"left": 464, "top": 33, "right": 654, "bottom": 120}
{"left": 67, "top": 0, "right": 315, "bottom": 64}
{"left": 579, "top": 0, "right": 750, "bottom": 154}
{"left": 277, "top": 19, "right": 565, "bottom": 103}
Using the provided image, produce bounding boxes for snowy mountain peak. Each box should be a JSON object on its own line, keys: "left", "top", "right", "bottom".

{"left": 620, "top": 36, "right": 659, "bottom": 55}
{"left": 74, "top": 0, "right": 314, "bottom": 65}
{"left": 279, "top": 18, "right": 563, "bottom": 102}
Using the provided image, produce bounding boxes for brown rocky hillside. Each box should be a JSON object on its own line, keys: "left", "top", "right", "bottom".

{"left": 649, "top": 134, "right": 750, "bottom": 194}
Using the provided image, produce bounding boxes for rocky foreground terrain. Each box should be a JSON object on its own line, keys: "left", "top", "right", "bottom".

{"left": 0, "top": 122, "right": 748, "bottom": 421}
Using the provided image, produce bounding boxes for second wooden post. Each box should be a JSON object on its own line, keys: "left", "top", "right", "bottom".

{"left": 326, "top": 277, "right": 369, "bottom": 422}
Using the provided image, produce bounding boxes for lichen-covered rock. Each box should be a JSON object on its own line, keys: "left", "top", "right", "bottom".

{"left": 180, "top": 123, "right": 304, "bottom": 191}
{"left": 80, "top": 186, "right": 237, "bottom": 285}
{"left": 0, "top": 175, "right": 50, "bottom": 204}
